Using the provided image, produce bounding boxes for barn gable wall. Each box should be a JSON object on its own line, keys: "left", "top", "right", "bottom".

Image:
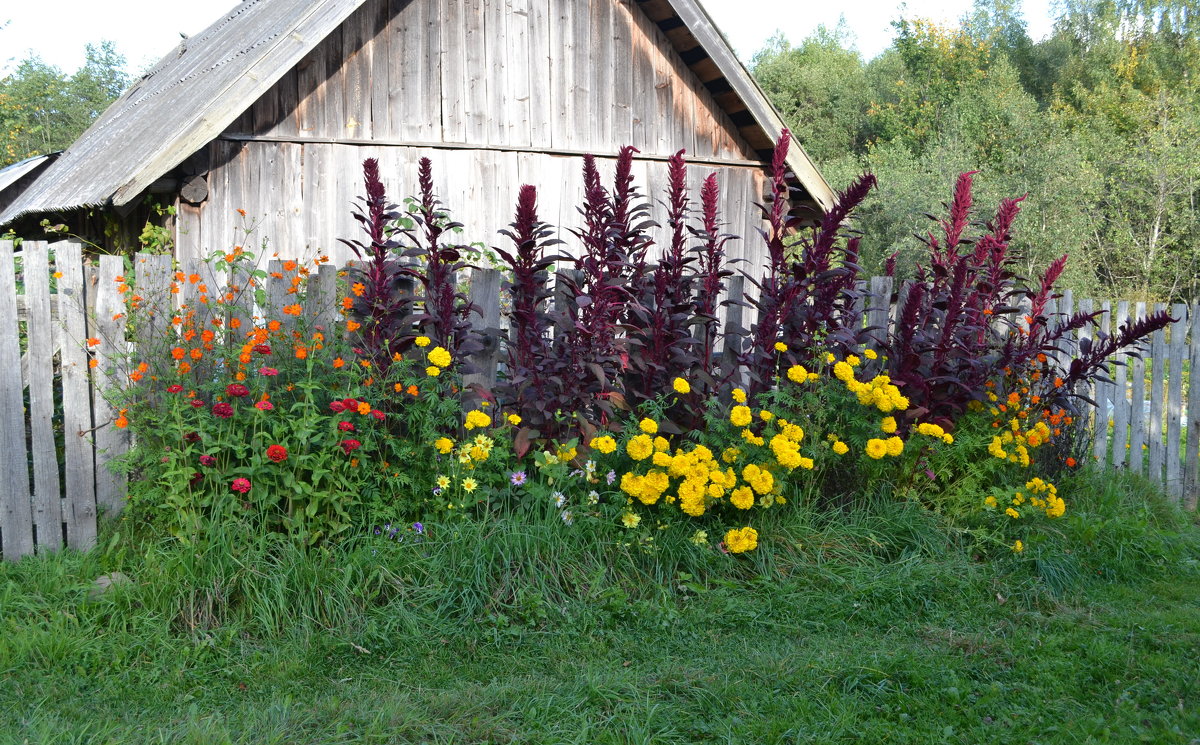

{"left": 179, "top": 0, "right": 772, "bottom": 272}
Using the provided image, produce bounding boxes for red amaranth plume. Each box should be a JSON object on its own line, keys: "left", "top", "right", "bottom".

{"left": 1029, "top": 253, "right": 1068, "bottom": 321}
{"left": 768, "top": 129, "right": 792, "bottom": 241}
{"left": 361, "top": 157, "right": 389, "bottom": 249}
{"left": 943, "top": 171, "right": 977, "bottom": 249}
{"left": 666, "top": 149, "right": 689, "bottom": 269}
{"left": 512, "top": 184, "right": 539, "bottom": 246}
{"left": 701, "top": 172, "right": 720, "bottom": 238}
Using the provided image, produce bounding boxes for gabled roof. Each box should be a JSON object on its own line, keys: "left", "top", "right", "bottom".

{"left": 0, "top": 0, "right": 832, "bottom": 226}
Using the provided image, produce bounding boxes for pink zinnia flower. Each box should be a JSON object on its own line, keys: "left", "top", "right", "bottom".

{"left": 190, "top": 399, "right": 205, "bottom": 409}
{"left": 255, "top": 400, "right": 274, "bottom": 411}
{"left": 230, "top": 477, "right": 251, "bottom": 493}
{"left": 258, "top": 366, "right": 279, "bottom": 377}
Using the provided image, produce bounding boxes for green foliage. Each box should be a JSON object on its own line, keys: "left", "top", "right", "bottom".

{"left": 751, "top": 0, "right": 1200, "bottom": 301}
{"left": 0, "top": 41, "right": 129, "bottom": 166}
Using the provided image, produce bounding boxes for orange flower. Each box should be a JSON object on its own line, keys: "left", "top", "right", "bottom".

{"left": 268, "top": 320, "right": 282, "bottom": 331}
{"left": 189, "top": 273, "right": 201, "bottom": 284}
{"left": 129, "top": 371, "right": 143, "bottom": 382}
{"left": 283, "top": 304, "right": 302, "bottom": 316}
{"left": 230, "top": 318, "right": 242, "bottom": 329}
{"left": 357, "top": 402, "right": 371, "bottom": 415}
{"left": 342, "top": 297, "right": 354, "bottom": 310}
{"left": 1066, "top": 457, "right": 1077, "bottom": 467}
{"left": 1053, "top": 377, "right": 1064, "bottom": 389}
{"left": 88, "top": 359, "right": 99, "bottom": 369}
{"left": 295, "top": 346, "right": 308, "bottom": 360}
{"left": 283, "top": 260, "right": 297, "bottom": 272}
{"left": 238, "top": 353, "right": 252, "bottom": 364}
{"left": 174, "top": 271, "right": 186, "bottom": 282}
{"left": 86, "top": 337, "right": 100, "bottom": 347}
{"left": 112, "top": 313, "right": 124, "bottom": 321}
{"left": 360, "top": 359, "right": 371, "bottom": 369}
{"left": 1037, "top": 353, "right": 1047, "bottom": 363}
{"left": 201, "top": 330, "right": 215, "bottom": 343}
{"left": 394, "top": 383, "right": 404, "bottom": 393}
{"left": 177, "top": 362, "right": 192, "bottom": 374}
{"left": 393, "top": 352, "right": 403, "bottom": 362}
{"left": 114, "top": 409, "right": 129, "bottom": 429}
{"left": 346, "top": 320, "right": 361, "bottom": 332}
{"left": 197, "top": 283, "right": 208, "bottom": 294}
{"left": 236, "top": 208, "right": 247, "bottom": 217}
{"left": 171, "top": 347, "right": 185, "bottom": 360}
{"left": 333, "top": 357, "right": 345, "bottom": 369}
{"left": 190, "top": 349, "right": 203, "bottom": 360}
{"left": 225, "top": 253, "right": 237, "bottom": 263}
{"left": 363, "top": 377, "right": 373, "bottom": 386}
{"left": 235, "top": 371, "right": 247, "bottom": 381}
{"left": 406, "top": 384, "right": 418, "bottom": 396}
{"left": 352, "top": 283, "right": 366, "bottom": 297}
{"left": 52, "top": 271, "right": 63, "bottom": 279}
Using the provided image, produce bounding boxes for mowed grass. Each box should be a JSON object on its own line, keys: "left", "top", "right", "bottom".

{"left": 3, "top": 469, "right": 1200, "bottom": 744}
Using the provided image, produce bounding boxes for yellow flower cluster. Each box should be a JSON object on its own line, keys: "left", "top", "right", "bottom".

{"left": 880, "top": 416, "right": 897, "bottom": 434}
{"left": 916, "top": 421, "right": 954, "bottom": 445}
{"left": 427, "top": 346, "right": 452, "bottom": 368}
{"left": 865, "top": 436, "right": 904, "bottom": 459}
{"left": 770, "top": 430, "right": 813, "bottom": 471}
{"left": 842, "top": 370, "right": 909, "bottom": 413}
{"left": 434, "top": 437, "right": 454, "bottom": 454}
{"left": 730, "top": 405, "right": 753, "bottom": 427}
{"left": 787, "top": 364, "right": 809, "bottom": 383}
{"left": 591, "top": 435, "right": 617, "bottom": 454}
{"left": 673, "top": 377, "right": 691, "bottom": 394}
{"left": 1025, "top": 477, "right": 1065, "bottom": 518}
{"left": 457, "top": 433, "right": 494, "bottom": 466}
{"left": 464, "top": 410, "right": 491, "bottom": 430}
{"left": 724, "top": 526, "right": 759, "bottom": 553}
{"left": 640, "top": 418, "right": 658, "bottom": 434}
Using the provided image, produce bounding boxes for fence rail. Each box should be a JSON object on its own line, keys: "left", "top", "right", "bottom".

{"left": 1, "top": 240, "right": 1198, "bottom": 560}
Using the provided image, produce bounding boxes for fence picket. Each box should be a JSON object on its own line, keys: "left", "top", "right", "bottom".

{"left": 55, "top": 240, "right": 97, "bottom": 551}
{"left": 1128, "top": 302, "right": 1146, "bottom": 475}
{"left": 93, "top": 255, "right": 129, "bottom": 515}
{"left": 1094, "top": 301, "right": 1111, "bottom": 465}
{"left": 464, "top": 268, "right": 503, "bottom": 390}
{"left": 0, "top": 241, "right": 34, "bottom": 560}
{"left": 1148, "top": 302, "right": 1167, "bottom": 484}
{"left": 1112, "top": 301, "right": 1130, "bottom": 468}
{"left": 1166, "top": 303, "right": 1188, "bottom": 500}
{"left": 25, "top": 243, "right": 63, "bottom": 552}
{"left": 1184, "top": 302, "right": 1200, "bottom": 509}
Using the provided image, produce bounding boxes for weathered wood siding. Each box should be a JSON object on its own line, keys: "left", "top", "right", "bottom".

{"left": 182, "top": 0, "right": 772, "bottom": 270}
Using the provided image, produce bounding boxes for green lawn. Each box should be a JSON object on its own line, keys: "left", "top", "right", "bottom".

{"left": 3, "top": 471, "right": 1200, "bottom": 744}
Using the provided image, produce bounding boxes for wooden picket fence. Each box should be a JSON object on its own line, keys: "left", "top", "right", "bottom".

{"left": 1, "top": 240, "right": 1198, "bottom": 561}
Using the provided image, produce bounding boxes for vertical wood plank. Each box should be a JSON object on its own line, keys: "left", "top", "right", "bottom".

{"left": 1166, "top": 304, "right": 1187, "bottom": 500}
{"left": 0, "top": 241, "right": 34, "bottom": 560}
{"left": 464, "top": 0, "right": 489, "bottom": 143}
{"left": 1112, "top": 300, "right": 1130, "bottom": 468}
{"left": 440, "top": 0, "right": 467, "bottom": 142}
{"left": 526, "top": 0, "right": 552, "bottom": 147}
{"left": 55, "top": 240, "right": 97, "bottom": 551}
{"left": 590, "top": 0, "right": 614, "bottom": 151}
{"left": 720, "top": 274, "right": 745, "bottom": 380}
{"left": 1148, "top": 302, "right": 1167, "bottom": 485}
{"left": 367, "top": 0, "right": 392, "bottom": 139}
{"left": 571, "top": 0, "right": 592, "bottom": 150}
{"left": 464, "top": 268, "right": 503, "bottom": 389}
{"left": 93, "top": 255, "right": 129, "bottom": 516}
{"left": 1093, "top": 301, "right": 1111, "bottom": 465}
{"left": 1184, "top": 302, "right": 1200, "bottom": 509}
{"left": 867, "top": 275, "right": 894, "bottom": 348}
{"left": 1129, "top": 302, "right": 1146, "bottom": 474}
{"left": 342, "top": 3, "right": 373, "bottom": 139}
{"left": 611, "top": 0, "right": 634, "bottom": 149}
{"left": 24, "top": 243, "right": 62, "bottom": 551}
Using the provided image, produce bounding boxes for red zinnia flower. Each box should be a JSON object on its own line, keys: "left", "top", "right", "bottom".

{"left": 341, "top": 398, "right": 358, "bottom": 410}
{"left": 266, "top": 444, "right": 288, "bottom": 463}
{"left": 371, "top": 410, "right": 385, "bottom": 421}
{"left": 226, "top": 383, "right": 250, "bottom": 398}
{"left": 191, "top": 399, "right": 205, "bottom": 408}
{"left": 166, "top": 384, "right": 184, "bottom": 394}
{"left": 340, "top": 439, "right": 361, "bottom": 455}
{"left": 231, "top": 477, "right": 252, "bottom": 493}
{"left": 338, "top": 421, "right": 355, "bottom": 432}
{"left": 253, "top": 344, "right": 271, "bottom": 354}
{"left": 212, "top": 402, "right": 234, "bottom": 418}
{"left": 199, "top": 455, "right": 217, "bottom": 467}
{"left": 329, "top": 401, "right": 346, "bottom": 413}
{"left": 258, "top": 367, "right": 279, "bottom": 377}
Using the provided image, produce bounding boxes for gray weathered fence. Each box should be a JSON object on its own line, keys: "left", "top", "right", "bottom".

{"left": 1, "top": 242, "right": 1198, "bottom": 561}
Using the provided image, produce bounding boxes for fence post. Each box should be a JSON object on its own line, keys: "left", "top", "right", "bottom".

{"left": 24, "top": 242, "right": 63, "bottom": 553}
{"left": 1128, "top": 302, "right": 1146, "bottom": 475}
{"left": 720, "top": 274, "right": 745, "bottom": 382}
{"left": 866, "top": 275, "right": 893, "bottom": 348}
{"left": 1112, "top": 300, "right": 1130, "bottom": 468}
{"left": 1093, "top": 301, "right": 1111, "bottom": 466}
{"left": 464, "top": 268, "right": 502, "bottom": 390}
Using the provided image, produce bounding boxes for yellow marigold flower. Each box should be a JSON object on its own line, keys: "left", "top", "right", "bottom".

{"left": 845, "top": 354, "right": 861, "bottom": 367}
{"left": 774, "top": 342, "right": 788, "bottom": 352}
{"left": 731, "top": 388, "right": 747, "bottom": 403}
{"left": 759, "top": 410, "right": 774, "bottom": 422}
{"left": 1013, "top": 540, "right": 1024, "bottom": 553}
{"left": 808, "top": 372, "right": 820, "bottom": 383}
{"left": 832, "top": 441, "right": 849, "bottom": 455}
{"left": 730, "top": 405, "right": 752, "bottom": 427}
{"left": 863, "top": 348, "right": 878, "bottom": 360}
{"left": 639, "top": 418, "right": 658, "bottom": 435}
{"left": 621, "top": 512, "right": 641, "bottom": 528}
{"left": 880, "top": 416, "right": 897, "bottom": 434}
{"left": 1005, "top": 507, "right": 1021, "bottom": 519}
{"left": 786, "top": 364, "right": 809, "bottom": 383}
{"left": 652, "top": 452, "right": 673, "bottom": 467}
{"left": 984, "top": 496, "right": 997, "bottom": 508}
{"left": 833, "top": 361, "right": 855, "bottom": 382}
{"left": 426, "top": 365, "right": 441, "bottom": 377}
{"left": 434, "top": 437, "right": 454, "bottom": 454}
{"left": 591, "top": 435, "right": 616, "bottom": 454}
{"left": 942, "top": 434, "right": 954, "bottom": 445}
{"left": 415, "top": 336, "right": 431, "bottom": 347}
{"left": 865, "top": 439, "right": 888, "bottom": 459}
{"left": 464, "top": 410, "right": 492, "bottom": 430}
{"left": 652, "top": 436, "right": 669, "bottom": 453}
{"left": 507, "top": 414, "right": 522, "bottom": 426}
{"left": 724, "top": 526, "right": 759, "bottom": 553}
{"left": 885, "top": 436, "right": 904, "bottom": 457}
{"left": 722, "top": 447, "right": 741, "bottom": 463}
{"left": 798, "top": 456, "right": 814, "bottom": 470}
{"left": 672, "top": 377, "right": 691, "bottom": 394}
{"left": 730, "top": 486, "right": 755, "bottom": 510}
{"left": 428, "top": 346, "right": 452, "bottom": 368}
{"left": 627, "top": 434, "right": 654, "bottom": 461}
{"left": 557, "top": 445, "right": 577, "bottom": 463}
{"left": 825, "top": 352, "right": 836, "bottom": 363}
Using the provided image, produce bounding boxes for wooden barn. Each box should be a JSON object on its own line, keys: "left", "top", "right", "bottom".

{"left": 0, "top": 0, "right": 833, "bottom": 270}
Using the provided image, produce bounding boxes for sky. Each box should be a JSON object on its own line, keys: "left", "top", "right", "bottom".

{"left": 0, "top": 0, "right": 1059, "bottom": 78}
